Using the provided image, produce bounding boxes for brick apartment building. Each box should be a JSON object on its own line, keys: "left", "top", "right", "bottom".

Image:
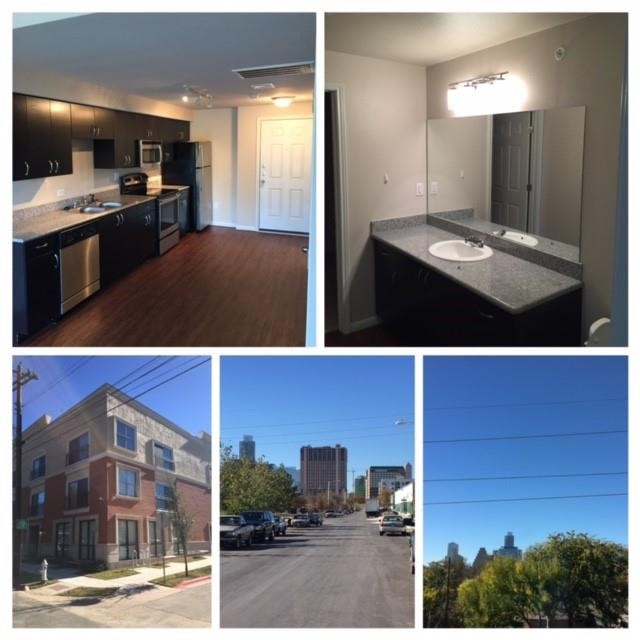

{"left": 19, "top": 384, "right": 211, "bottom": 567}
{"left": 300, "top": 444, "right": 347, "bottom": 495}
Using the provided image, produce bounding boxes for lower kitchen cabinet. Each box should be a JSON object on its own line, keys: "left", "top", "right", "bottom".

{"left": 374, "top": 240, "right": 582, "bottom": 346}
{"left": 99, "top": 201, "right": 156, "bottom": 287}
{"left": 13, "top": 234, "right": 61, "bottom": 342}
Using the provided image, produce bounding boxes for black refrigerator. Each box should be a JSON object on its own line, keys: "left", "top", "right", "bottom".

{"left": 162, "top": 141, "right": 213, "bottom": 232}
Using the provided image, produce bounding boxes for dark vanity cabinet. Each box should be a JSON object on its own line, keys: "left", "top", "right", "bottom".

{"left": 71, "top": 103, "right": 115, "bottom": 139}
{"left": 13, "top": 94, "right": 72, "bottom": 181}
{"left": 13, "top": 234, "right": 61, "bottom": 341}
{"left": 374, "top": 240, "right": 582, "bottom": 346}
{"left": 99, "top": 201, "right": 156, "bottom": 287}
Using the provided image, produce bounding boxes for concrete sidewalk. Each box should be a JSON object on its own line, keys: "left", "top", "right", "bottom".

{"left": 24, "top": 555, "right": 212, "bottom": 594}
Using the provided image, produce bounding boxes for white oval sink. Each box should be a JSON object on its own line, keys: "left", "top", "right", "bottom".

{"left": 428, "top": 239, "right": 493, "bottom": 262}
{"left": 502, "top": 230, "right": 539, "bottom": 247}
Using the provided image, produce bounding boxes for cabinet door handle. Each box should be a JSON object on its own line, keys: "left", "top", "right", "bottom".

{"left": 48, "top": 160, "right": 54, "bottom": 174}
{"left": 90, "top": 126, "right": 95, "bottom": 136}
{"left": 52, "top": 254, "right": 59, "bottom": 269}
{"left": 36, "top": 242, "right": 49, "bottom": 250}
{"left": 24, "top": 161, "right": 30, "bottom": 177}
{"left": 97, "top": 126, "right": 101, "bottom": 137}
{"left": 54, "top": 160, "right": 59, "bottom": 174}
{"left": 478, "top": 310, "right": 495, "bottom": 320}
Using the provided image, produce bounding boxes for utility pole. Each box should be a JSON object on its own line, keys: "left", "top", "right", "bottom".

{"left": 13, "top": 363, "right": 38, "bottom": 585}
{"left": 443, "top": 555, "right": 452, "bottom": 627}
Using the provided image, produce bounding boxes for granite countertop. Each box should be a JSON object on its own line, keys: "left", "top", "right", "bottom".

{"left": 13, "top": 183, "right": 189, "bottom": 243}
{"left": 371, "top": 220, "right": 582, "bottom": 315}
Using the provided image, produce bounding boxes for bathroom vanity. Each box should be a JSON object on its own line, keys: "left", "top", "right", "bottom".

{"left": 372, "top": 216, "right": 582, "bottom": 346}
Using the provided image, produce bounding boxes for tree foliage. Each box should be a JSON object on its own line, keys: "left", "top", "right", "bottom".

{"left": 169, "top": 480, "right": 194, "bottom": 577}
{"left": 220, "top": 444, "right": 295, "bottom": 514}
{"left": 423, "top": 556, "right": 470, "bottom": 627}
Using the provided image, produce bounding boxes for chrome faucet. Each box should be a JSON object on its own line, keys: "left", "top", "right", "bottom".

{"left": 464, "top": 235, "right": 485, "bottom": 248}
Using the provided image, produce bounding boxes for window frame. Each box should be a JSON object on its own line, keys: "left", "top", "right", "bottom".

{"left": 66, "top": 477, "right": 89, "bottom": 510}
{"left": 67, "top": 431, "right": 90, "bottom": 465}
{"left": 155, "top": 482, "right": 174, "bottom": 511}
{"left": 116, "top": 464, "right": 140, "bottom": 499}
{"left": 31, "top": 454, "right": 46, "bottom": 479}
{"left": 153, "top": 442, "right": 175, "bottom": 471}
{"left": 30, "top": 490, "right": 45, "bottom": 517}
{"left": 115, "top": 419, "right": 137, "bottom": 452}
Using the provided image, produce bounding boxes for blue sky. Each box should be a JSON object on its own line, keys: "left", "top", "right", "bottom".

{"left": 13, "top": 356, "right": 211, "bottom": 435}
{"left": 221, "top": 356, "right": 414, "bottom": 489}
{"left": 423, "top": 356, "right": 628, "bottom": 563}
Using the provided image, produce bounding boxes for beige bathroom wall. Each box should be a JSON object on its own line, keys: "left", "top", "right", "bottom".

{"left": 426, "top": 13, "right": 627, "bottom": 338}
{"left": 326, "top": 51, "right": 427, "bottom": 328}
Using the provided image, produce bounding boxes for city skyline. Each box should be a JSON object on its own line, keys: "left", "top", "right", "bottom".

{"left": 221, "top": 356, "right": 414, "bottom": 491}
{"left": 423, "top": 356, "right": 628, "bottom": 563}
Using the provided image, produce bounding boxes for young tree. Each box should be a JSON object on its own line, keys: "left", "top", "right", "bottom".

{"left": 170, "top": 480, "right": 194, "bottom": 577}
{"left": 423, "top": 556, "right": 470, "bottom": 627}
{"left": 379, "top": 487, "right": 392, "bottom": 509}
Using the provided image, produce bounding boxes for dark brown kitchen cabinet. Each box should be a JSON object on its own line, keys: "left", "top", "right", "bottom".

{"left": 94, "top": 111, "right": 138, "bottom": 169}
{"left": 71, "top": 103, "right": 115, "bottom": 139}
{"left": 135, "top": 113, "right": 159, "bottom": 140}
{"left": 13, "top": 234, "right": 61, "bottom": 344}
{"left": 13, "top": 93, "right": 72, "bottom": 181}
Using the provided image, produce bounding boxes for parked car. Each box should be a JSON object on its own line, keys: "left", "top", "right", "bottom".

{"left": 409, "top": 531, "right": 415, "bottom": 574}
{"left": 291, "top": 513, "right": 311, "bottom": 527}
{"left": 379, "top": 514, "right": 406, "bottom": 536}
{"left": 273, "top": 515, "right": 287, "bottom": 536}
{"left": 309, "top": 512, "right": 323, "bottom": 526}
{"left": 220, "top": 515, "right": 254, "bottom": 549}
{"left": 324, "top": 511, "right": 336, "bottom": 518}
{"left": 240, "top": 510, "right": 275, "bottom": 541}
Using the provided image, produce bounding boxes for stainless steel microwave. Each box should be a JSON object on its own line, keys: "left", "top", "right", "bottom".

{"left": 138, "top": 140, "right": 163, "bottom": 168}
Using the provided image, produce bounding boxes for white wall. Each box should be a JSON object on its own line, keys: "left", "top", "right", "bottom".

{"left": 427, "top": 116, "right": 491, "bottom": 219}
{"left": 326, "top": 51, "right": 427, "bottom": 328}
{"left": 426, "top": 14, "right": 627, "bottom": 338}
{"left": 236, "top": 102, "right": 313, "bottom": 230}
{"left": 191, "top": 108, "right": 236, "bottom": 227}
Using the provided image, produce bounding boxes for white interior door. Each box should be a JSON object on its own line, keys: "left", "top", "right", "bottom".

{"left": 259, "top": 117, "right": 312, "bottom": 233}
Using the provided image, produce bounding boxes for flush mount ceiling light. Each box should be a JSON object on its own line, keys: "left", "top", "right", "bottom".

{"left": 183, "top": 84, "right": 215, "bottom": 108}
{"left": 271, "top": 96, "right": 294, "bottom": 108}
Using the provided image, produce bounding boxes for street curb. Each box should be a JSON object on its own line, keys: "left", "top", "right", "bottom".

{"left": 176, "top": 575, "right": 211, "bottom": 589}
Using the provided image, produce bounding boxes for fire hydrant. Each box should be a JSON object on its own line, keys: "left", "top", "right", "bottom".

{"left": 40, "top": 558, "right": 48, "bottom": 583}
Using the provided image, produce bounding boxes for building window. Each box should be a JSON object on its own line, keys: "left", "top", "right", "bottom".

{"left": 30, "top": 490, "right": 45, "bottom": 516}
{"left": 155, "top": 483, "right": 174, "bottom": 511}
{"left": 154, "top": 443, "right": 175, "bottom": 471}
{"left": 67, "top": 478, "right": 89, "bottom": 509}
{"left": 116, "top": 420, "right": 136, "bottom": 451}
{"left": 79, "top": 519, "right": 96, "bottom": 561}
{"left": 149, "top": 521, "right": 161, "bottom": 557}
{"left": 31, "top": 455, "right": 46, "bottom": 479}
{"left": 118, "top": 519, "right": 138, "bottom": 561}
{"left": 55, "top": 522, "right": 71, "bottom": 559}
{"left": 67, "top": 432, "right": 89, "bottom": 465}
{"left": 118, "top": 467, "right": 139, "bottom": 498}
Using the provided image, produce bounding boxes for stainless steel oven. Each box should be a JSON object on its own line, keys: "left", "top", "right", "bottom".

{"left": 156, "top": 191, "right": 180, "bottom": 254}
{"left": 138, "top": 140, "right": 162, "bottom": 169}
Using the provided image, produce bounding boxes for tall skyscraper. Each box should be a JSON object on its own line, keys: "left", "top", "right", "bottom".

{"left": 300, "top": 444, "right": 347, "bottom": 495}
{"left": 365, "top": 465, "right": 408, "bottom": 499}
{"left": 239, "top": 435, "right": 255, "bottom": 462}
{"left": 494, "top": 531, "right": 522, "bottom": 559}
{"left": 354, "top": 475, "right": 366, "bottom": 498}
{"left": 447, "top": 542, "right": 460, "bottom": 559}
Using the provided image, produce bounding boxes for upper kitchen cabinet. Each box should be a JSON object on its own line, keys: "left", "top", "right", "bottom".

{"left": 94, "top": 110, "right": 137, "bottom": 169}
{"left": 160, "top": 118, "right": 190, "bottom": 143}
{"left": 71, "top": 103, "right": 115, "bottom": 139}
{"left": 134, "top": 113, "right": 159, "bottom": 140}
{"left": 13, "top": 93, "right": 72, "bottom": 181}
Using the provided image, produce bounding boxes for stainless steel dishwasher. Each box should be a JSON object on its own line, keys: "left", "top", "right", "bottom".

{"left": 59, "top": 223, "right": 101, "bottom": 314}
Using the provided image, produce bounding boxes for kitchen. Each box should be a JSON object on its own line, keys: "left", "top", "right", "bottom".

{"left": 12, "top": 13, "right": 315, "bottom": 347}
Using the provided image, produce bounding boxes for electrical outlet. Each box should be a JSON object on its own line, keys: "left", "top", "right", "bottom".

{"left": 56, "top": 189, "right": 65, "bottom": 197}
{"left": 416, "top": 182, "right": 424, "bottom": 196}
{"left": 113, "top": 173, "right": 119, "bottom": 181}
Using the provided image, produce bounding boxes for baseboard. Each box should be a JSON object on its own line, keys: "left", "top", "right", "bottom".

{"left": 236, "top": 225, "right": 258, "bottom": 232}
{"left": 211, "top": 221, "right": 236, "bottom": 228}
{"left": 348, "top": 315, "right": 381, "bottom": 333}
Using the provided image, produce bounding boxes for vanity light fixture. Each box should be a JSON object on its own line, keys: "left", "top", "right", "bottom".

{"left": 271, "top": 96, "right": 294, "bottom": 108}
{"left": 447, "top": 70, "right": 527, "bottom": 116}
{"left": 448, "top": 71, "right": 509, "bottom": 92}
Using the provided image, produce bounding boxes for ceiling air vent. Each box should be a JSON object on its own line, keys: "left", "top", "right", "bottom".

{"left": 233, "top": 61, "right": 315, "bottom": 80}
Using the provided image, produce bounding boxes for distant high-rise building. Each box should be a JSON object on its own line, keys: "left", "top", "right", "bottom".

{"left": 239, "top": 435, "right": 256, "bottom": 462}
{"left": 354, "top": 475, "right": 366, "bottom": 498}
{"left": 300, "top": 444, "right": 347, "bottom": 495}
{"left": 365, "top": 465, "right": 408, "bottom": 499}
{"left": 494, "top": 531, "right": 522, "bottom": 559}
{"left": 472, "top": 547, "right": 491, "bottom": 573}
{"left": 447, "top": 542, "right": 460, "bottom": 559}
{"left": 404, "top": 462, "right": 413, "bottom": 481}
{"left": 284, "top": 466, "right": 300, "bottom": 488}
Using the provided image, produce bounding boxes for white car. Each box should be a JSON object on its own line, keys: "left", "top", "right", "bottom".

{"left": 379, "top": 514, "right": 406, "bottom": 536}
{"left": 291, "top": 513, "right": 311, "bottom": 527}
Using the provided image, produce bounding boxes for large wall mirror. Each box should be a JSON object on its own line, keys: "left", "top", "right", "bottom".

{"left": 427, "top": 106, "right": 585, "bottom": 263}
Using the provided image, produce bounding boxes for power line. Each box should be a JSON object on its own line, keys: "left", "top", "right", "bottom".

{"left": 222, "top": 413, "right": 412, "bottom": 432}
{"left": 424, "top": 471, "right": 627, "bottom": 483}
{"left": 425, "top": 492, "right": 627, "bottom": 505}
{"left": 424, "top": 429, "right": 627, "bottom": 444}
{"left": 23, "top": 356, "right": 94, "bottom": 407}
{"left": 424, "top": 397, "right": 627, "bottom": 412}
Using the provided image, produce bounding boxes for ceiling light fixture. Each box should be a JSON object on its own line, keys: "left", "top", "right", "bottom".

{"left": 448, "top": 71, "right": 509, "bottom": 91}
{"left": 271, "top": 96, "right": 294, "bottom": 108}
{"left": 183, "top": 84, "right": 215, "bottom": 108}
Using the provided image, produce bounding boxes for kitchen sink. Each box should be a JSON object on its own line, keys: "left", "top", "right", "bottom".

{"left": 80, "top": 206, "right": 106, "bottom": 213}
{"left": 428, "top": 239, "right": 493, "bottom": 262}
{"left": 100, "top": 201, "right": 123, "bottom": 208}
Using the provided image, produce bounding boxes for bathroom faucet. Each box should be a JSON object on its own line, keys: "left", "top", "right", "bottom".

{"left": 465, "top": 235, "right": 485, "bottom": 248}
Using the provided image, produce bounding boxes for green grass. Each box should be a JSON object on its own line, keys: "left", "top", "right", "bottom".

{"left": 149, "top": 565, "right": 211, "bottom": 588}
{"left": 59, "top": 586, "right": 119, "bottom": 598}
{"left": 19, "top": 572, "right": 59, "bottom": 590}
{"left": 86, "top": 568, "right": 138, "bottom": 580}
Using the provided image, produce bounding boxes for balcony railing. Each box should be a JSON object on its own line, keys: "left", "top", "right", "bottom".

{"left": 154, "top": 455, "right": 175, "bottom": 472}
{"left": 66, "top": 447, "right": 89, "bottom": 466}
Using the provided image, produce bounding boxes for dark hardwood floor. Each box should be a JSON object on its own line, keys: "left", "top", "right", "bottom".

{"left": 25, "top": 227, "right": 308, "bottom": 347}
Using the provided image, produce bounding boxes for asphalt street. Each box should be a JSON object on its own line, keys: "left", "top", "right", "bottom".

{"left": 13, "top": 581, "right": 211, "bottom": 628}
{"left": 220, "top": 512, "right": 414, "bottom": 627}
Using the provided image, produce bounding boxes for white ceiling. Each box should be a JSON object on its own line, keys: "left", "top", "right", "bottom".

{"left": 325, "top": 13, "right": 590, "bottom": 67}
{"left": 13, "top": 13, "right": 315, "bottom": 109}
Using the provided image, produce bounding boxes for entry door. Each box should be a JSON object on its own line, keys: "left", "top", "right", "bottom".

{"left": 79, "top": 520, "right": 96, "bottom": 561}
{"left": 55, "top": 522, "right": 71, "bottom": 559}
{"left": 491, "top": 111, "right": 532, "bottom": 231}
{"left": 118, "top": 519, "right": 138, "bottom": 560}
{"left": 259, "top": 117, "right": 312, "bottom": 233}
